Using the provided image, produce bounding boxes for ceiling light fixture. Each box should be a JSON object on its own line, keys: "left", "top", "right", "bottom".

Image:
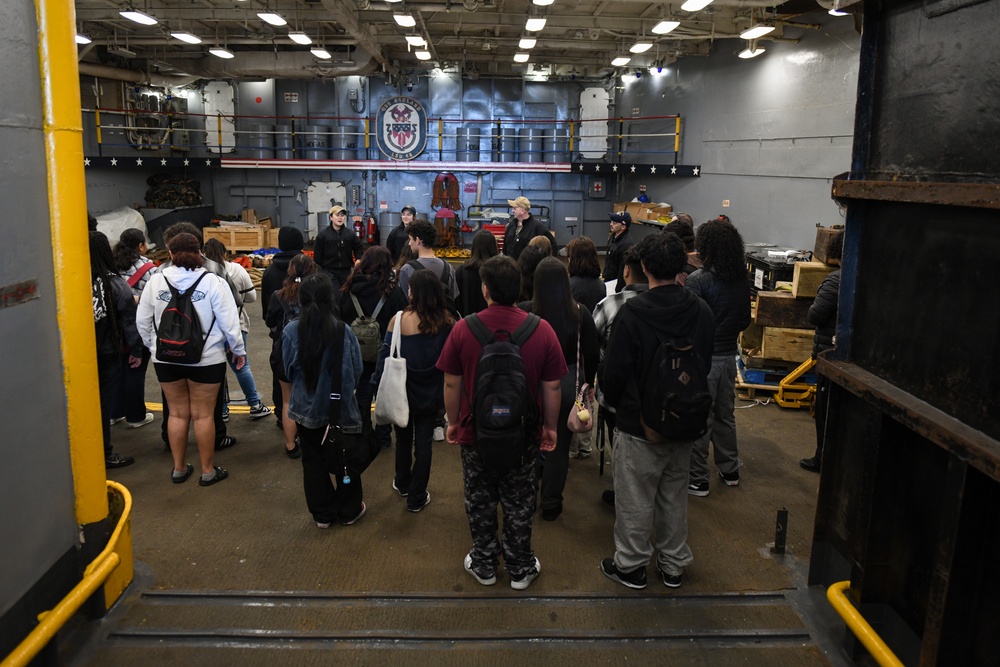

{"left": 828, "top": 7, "right": 849, "bottom": 15}
{"left": 394, "top": 13, "right": 417, "bottom": 28}
{"left": 630, "top": 41, "right": 653, "bottom": 54}
{"left": 525, "top": 17, "right": 547, "bottom": 31}
{"left": 119, "top": 8, "right": 158, "bottom": 25}
{"left": 257, "top": 12, "right": 287, "bottom": 26}
{"left": 415, "top": 50, "right": 431, "bottom": 60}
{"left": 649, "top": 63, "right": 667, "bottom": 75}
{"left": 738, "top": 45, "right": 765, "bottom": 59}
{"left": 532, "top": 0, "right": 554, "bottom": 5}
{"left": 310, "top": 47, "right": 331, "bottom": 59}
{"left": 513, "top": 52, "right": 530, "bottom": 63}
{"left": 406, "top": 34, "right": 426, "bottom": 47}
{"left": 652, "top": 20, "right": 680, "bottom": 34}
{"left": 209, "top": 46, "right": 235, "bottom": 59}
{"left": 75, "top": 33, "right": 92, "bottom": 45}
{"left": 611, "top": 56, "right": 631, "bottom": 67}
{"left": 519, "top": 37, "right": 537, "bottom": 49}
{"left": 288, "top": 32, "right": 312, "bottom": 45}
{"left": 171, "top": 31, "right": 202, "bottom": 44}
{"left": 679, "top": 0, "right": 713, "bottom": 12}
{"left": 740, "top": 22, "right": 775, "bottom": 40}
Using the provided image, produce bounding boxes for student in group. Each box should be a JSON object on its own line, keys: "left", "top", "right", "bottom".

{"left": 517, "top": 245, "right": 546, "bottom": 303}
{"left": 282, "top": 273, "right": 366, "bottom": 528}
{"left": 386, "top": 204, "right": 417, "bottom": 264}
{"left": 261, "top": 226, "right": 304, "bottom": 428}
{"left": 110, "top": 228, "right": 155, "bottom": 429}
{"left": 374, "top": 270, "right": 454, "bottom": 512}
{"left": 455, "top": 229, "right": 499, "bottom": 317}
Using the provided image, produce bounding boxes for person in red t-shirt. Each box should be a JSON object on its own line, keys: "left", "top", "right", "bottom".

{"left": 437, "top": 255, "right": 565, "bottom": 591}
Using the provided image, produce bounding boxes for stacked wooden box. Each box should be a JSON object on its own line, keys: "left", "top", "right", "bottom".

{"left": 203, "top": 209, "right": 278, "bottom": 251}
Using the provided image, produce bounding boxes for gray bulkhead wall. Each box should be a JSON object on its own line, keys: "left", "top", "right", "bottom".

{"left": 0, "top": 0, "right": 79, "bottom": 620}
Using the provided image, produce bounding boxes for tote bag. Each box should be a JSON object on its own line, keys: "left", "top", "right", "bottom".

{"left": 374, "top": 312, "right": 409, "bottom": 427}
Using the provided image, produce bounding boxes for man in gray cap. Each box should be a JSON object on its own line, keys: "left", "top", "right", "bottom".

{"left": 503, "top": 196, "right": 553, "bottom": 260}
{"left": 604, "top": 211, "right": 636, "bottom": 293}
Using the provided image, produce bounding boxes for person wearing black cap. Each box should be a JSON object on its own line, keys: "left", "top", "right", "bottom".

{"left": 604, "top": 211, "right": 636, "bottom": 293}
{"left": 261, "top": 226, "right": 304, "bottom": 427}
{"left": 386, "top": 205, "right": 416, "bottom": 264}
{"left": 314, "top": 204, "right": 366, "bottom": 293}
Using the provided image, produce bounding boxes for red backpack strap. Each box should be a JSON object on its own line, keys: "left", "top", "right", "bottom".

{"left": 127, "top": 261, "right": 156, "bottom": 288}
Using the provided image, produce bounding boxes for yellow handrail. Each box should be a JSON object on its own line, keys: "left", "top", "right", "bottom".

{"left": 827, "top": 580, "right": 904, "bottom": 667}
{"left": 2, "top": 481, "right": 132, "bottom": 667}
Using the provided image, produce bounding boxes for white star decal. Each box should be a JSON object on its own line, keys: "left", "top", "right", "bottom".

{"left": 630, "top": 165, "right": 636, "bottom": 173}
{"left": 612, "top": 164, "right": 618, "bottom": 172}
{"left": 693, "top": 167, "right": 700, "bottom": 176}
{"left": 578, "top": 164, "right": 585, "bottom": 171}
{"left": 110, "top": 158, "right": 118, "bottom": 166}
{"left": 650, "top": 166, "right": 657, "bottom": 174}
{"left": 671, "top": 166, "right": 677, "bottom": 175}
{"left": 183, "top": 159, "right": 190, "bottom": 166}
{"left": 205, "top": 159, "right": 213, "bottom": 166}
{"left": 83, "top": 158, "right": 91, "bottom": 166}
{"left": 160, "top": 159, "right": 167, "bottom": 166}
{"left": 595, "top": 164, "right": 600, "bottom": 172}
{"left": 136, "top": 158, "right": 143, "bottom": 166}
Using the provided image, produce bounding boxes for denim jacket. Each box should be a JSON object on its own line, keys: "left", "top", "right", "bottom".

{"left": 282, "top": 320, "right": 363, "bottom": 431}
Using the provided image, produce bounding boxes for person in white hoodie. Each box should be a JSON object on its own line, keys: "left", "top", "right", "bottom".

{"left": 137, "top": 232, "right": 246, "bottom": 487}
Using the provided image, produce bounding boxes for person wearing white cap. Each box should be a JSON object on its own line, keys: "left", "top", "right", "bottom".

{"left": 503, "top": 196, "right": 553, "bottom": 261}
{"left": 314, "top": 204, "right": 366, "bottom": 294}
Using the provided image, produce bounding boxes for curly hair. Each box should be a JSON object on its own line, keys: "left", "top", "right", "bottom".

{"left": 407, "top": 219, "right": 437, "bottom": 249}
{"left": 635, "top": 232, "right": 687, "bottom": 281}
{"left": 695, "top": 219, "right": 746, "bottom": 284}
{"left": 406, "top": 269, "right": 454, "bottom": 335}
{"left": 276, "top": 253, "right": 317, "bottom": 307}
{"left": 113, "top": 228, "right": 146, "bottom": 271}
{"left": 342, "top": 245, "right": 395, "bottom": 297}
{"left": 566, "top": 236, "right": 601, "bottom": 279}
{"left": 166, "top": 232, "right": 204, "bottom": 270}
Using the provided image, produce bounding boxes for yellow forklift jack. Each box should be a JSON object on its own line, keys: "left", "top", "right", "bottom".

{"left": 775, "top": 357, "right": 817, "bottom": 409}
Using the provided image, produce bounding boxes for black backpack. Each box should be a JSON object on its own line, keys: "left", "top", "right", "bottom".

{"left": 465, "top": 313, "right": 541, "bottom": 471}
{"left": 155, "top": 272, "right": 215, "bottom": 364}
{"left": 407, "top": 259, "right": 460, "bottom": 317}
{"left": 639, "top": 339, "right": 713, "bottom": 444}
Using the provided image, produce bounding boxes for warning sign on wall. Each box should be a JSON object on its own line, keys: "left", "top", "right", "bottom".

{"left": 284, "top": 92, "right": 299, "bottom": 103}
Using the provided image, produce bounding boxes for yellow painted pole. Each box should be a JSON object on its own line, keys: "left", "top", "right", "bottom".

{"left": 217, "top": 113, "right": 223, "bottom": 153}
{"left": 827, "top": 581, "right": 904, "bottom": 667}
{"left": 438, "top": 117, "right": 443, "bottom": 151}
{"left": 364, "top": 116, "right": 370, "bottom": 149}
{"left": 674, "top": 116, "right": 681, "bottom": 154}
{"left": 94, "top": 108, "right": 102, "bottom": 145}
{"left": 36, "top": 0, "right": 107, "bottom": 524}
{"left": 569, "top": 121, "right": 575, "bottom": 152}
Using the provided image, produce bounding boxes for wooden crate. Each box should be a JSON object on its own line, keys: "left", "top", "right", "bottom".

{"left": 203, "top": 226, "right": 265, "bottom": 251}
{"left": 761, "top": 326, "right": 813, "bottom": 363}
{"left": 754, "top": 290, "right": 812, "bottom": 329}
{"left": 791, "top": 260, "right": 836, "bottom": 298}
{"left": 814, "top": 226, "right": 844, "bottom": 265}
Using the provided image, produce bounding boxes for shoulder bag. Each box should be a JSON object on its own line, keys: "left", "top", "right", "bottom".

{"left": 323, "top": 319, "right": 380, "bottom": 476}
{"left": 567, "top": 324, "right": 595, "bottom": 433}
{"left": 373, "top": 311, "right": 410, "bottom": 427}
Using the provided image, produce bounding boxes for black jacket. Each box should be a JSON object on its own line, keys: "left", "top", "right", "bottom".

{"left": 519, "top": 301, "right": 601, "bottom": 385}
{"left": 808, "top": 269, "right": 840, "bottom": 357}
{"left": 314, "top": 224, "right": 365, "bottom": 278}
{"left": 503, "top": 215, "right": 552, "bottom": 260}
{"left": 260, "top": 250, "right": 300, "bottom": 320}
{"left": 601, "top": 285, "right": 714, "bottom": 439}
{"left": 685, "top": 268, "right": 751, "bottom": 356}
{"left": 604, "top": 230, "right": 635, "bottom": 293}
{"left": 385, "top": 223, "right": 409, "bottom": 264}
{"left": 339, "top": 275, "right": 409, "bottom": 347}
{"left": 455, "top": 264, "right": 487, "bottom": 316}
{"left": 93, "top": 272, "right": 142, "bottom": 358}
{"left": 570, "top": 275, "right": 606, "bottom": 314}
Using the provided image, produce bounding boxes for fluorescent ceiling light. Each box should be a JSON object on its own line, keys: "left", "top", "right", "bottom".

{"left": 405, "top": 34, "right": 426, "bottom": 46}
{"left": 828, "top": 8, "right": 849, "bottom": 15}
{"left": 679, "top": 0, "right": 713, "bottom": 12}
{"left": 310, "top": 47, "right": 331, "bottom": 59}
{"left": 119, "top": 9, "right": 158, "bottom": 25}
{"left": 525, "top": 17, "right": 547, "bottom": 31}
{"left": 384, "top": 0, "right": 402, "bottom": 2}
{"left": 513, "top": 52, "right": 530, "bottom": 63}
{"left": 740, "top": 23, "right": 775, "bottom": 40}
{"left": 519, "top": 37, "right": 536, "bottom": 49}
{"left": 209, "top": 47, "right": 235, "bottom": 59}
{"left": 533, "top": 0, "right": 555, "bottom": 5}
{"left": 738, "top": 46, "right": 765, "bottom": 59}
{"left": 415, "top": 50, "right": 431, "bottom": 60}
{"left": 394, "top": 13, "right": 417, "bottom": 28}
{"left": 75, "top": 34, "right": 92, "bottom": 45}
{"left": 611, "top": 56, "right": 631, "bottom": 67}
{"left": 288, "top": 32, "right": 312, "bottom": 45}
{"left": 171, "top": 32, "right": 202, "bottom": 44}
{"left": 630, "top": 42, "right": 653, "bottom": 54}
{"left": 257, "top": 12, "right": 287, "bottom": 26}
{"left": 652, "top": 20, "right": 680, "bottom": 35}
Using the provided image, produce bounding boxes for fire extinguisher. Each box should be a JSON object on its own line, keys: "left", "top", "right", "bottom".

{"left": 366, "top": 215, "right": 379, "bottom": 245}
{"left": 353, "top": 216, "right": 364, "bottom": 240}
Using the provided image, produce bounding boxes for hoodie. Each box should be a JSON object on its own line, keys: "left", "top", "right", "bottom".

{"left": 260, "top": 250, "right": 300, "bottom": 319}
{"left": 600, "top": 284, "right": 715, "bottom": 439}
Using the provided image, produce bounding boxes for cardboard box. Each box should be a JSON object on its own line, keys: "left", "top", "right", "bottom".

{"left": 613, "top": 202, "right": 627, "bottom": 213}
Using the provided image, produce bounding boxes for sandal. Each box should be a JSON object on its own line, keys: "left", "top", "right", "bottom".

{"left": 214, "top": 436, "right": 238, "bottom": 451}
{"left": 171, "top": 463, "right": 194, "bottom": 484}
{"left": 198, "top": 466, "right": 229, "bottom": 487}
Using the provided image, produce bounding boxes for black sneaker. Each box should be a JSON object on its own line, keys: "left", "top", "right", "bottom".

{"left": 105, "top": 452, "right": 135, "bottom": 469}
{"left": 602, "top": 490, "right": 616, "bottom": 506}
{"left": 656, "top": 564, "right": 683, "bottom": 588}
{"left": 688, "top": 481, "right": 709, "bottom": 497}
{"left": 799, "top": 457, "right": 820, "bottom": 473}
{"left": 718, "top": 469, "right": 740, "bottom": 486}
{"left": 600, "top": 558, "right": 647, "bottom": 589}
{"left": 249, "top": 403, "right": 273, "bottom": 420}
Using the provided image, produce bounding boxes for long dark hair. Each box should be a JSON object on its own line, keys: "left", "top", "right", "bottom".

{"left": 89, "top": 231, "right": 123, "bottom": 353}
{"left": 277, "top": 253, "right": 317, "bottom": 307}
{"left": 203, "top": 238, "right": 228, "bottom": 265}
{"left": 113, "top": 228, "right": 146, "bottom": 271}
{"left": 517, "top": 245, "right": 546, "bottom": 302}
{"left": 566, "top": 236, "right": 601, "bottom": 278}
{"left": 695, "top": 219, "right": 746, "bottom": 284}
{"left": 297, "top": 273, "right": 338, "bottom": 392}
{"left": 406, "top": 269, "right": 454, "bottom": 335}
{"left": 342, "top": 245, "right": 395, "bottom": 297}
{"left": 465, "top": 229, "right": 499, "bottom": 271}
{"left": 530, "top": 257, "right": 580, "bottom": 354}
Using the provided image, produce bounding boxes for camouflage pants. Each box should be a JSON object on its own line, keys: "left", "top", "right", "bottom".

{"left": 461, "top": 443, "right": 538, "bottom": 579}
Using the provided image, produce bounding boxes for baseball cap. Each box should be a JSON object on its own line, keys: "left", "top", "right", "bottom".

{"left": 609, "top": 211, "right": 632, "bottom": 227}
{"left": 507, "top": 196, "right": 531, "bottom": 209}
{"left": 329, "top": 205, "right": 347, "bottom": 216}
{"left": 401, "top": 204, "right": 417, "bottom": 215}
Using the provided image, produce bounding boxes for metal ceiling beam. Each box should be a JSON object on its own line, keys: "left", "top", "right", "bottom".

{"left": 317, "top": 0, "right": 397, "bottom": 76}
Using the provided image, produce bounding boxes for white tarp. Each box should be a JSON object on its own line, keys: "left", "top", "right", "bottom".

{"left": 95, "top": 207, "right": 153, "bottom": 249}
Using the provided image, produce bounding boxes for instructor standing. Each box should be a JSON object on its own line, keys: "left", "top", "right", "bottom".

{"left": 314, "top": 204, "right": 366, "bottom": 294}
{"left": 503, "top": 196, "right": 553, "bottom": 261}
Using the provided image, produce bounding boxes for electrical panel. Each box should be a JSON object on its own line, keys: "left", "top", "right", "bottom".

{"left": 350, "top": 185, "right": 361, "bottom": 207}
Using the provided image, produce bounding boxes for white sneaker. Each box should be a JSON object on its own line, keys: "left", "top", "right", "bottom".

{"left": 109, "top": 417, "right": 125, "bottom": 426}
{"left": 433, "top": 426, "right": 445, "bottom": 441}
{"left": 510, "top": 557, "right": 541, "bottom": 590}
{"left": 127, "top": 413, "right": 154, "bottom": 429}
